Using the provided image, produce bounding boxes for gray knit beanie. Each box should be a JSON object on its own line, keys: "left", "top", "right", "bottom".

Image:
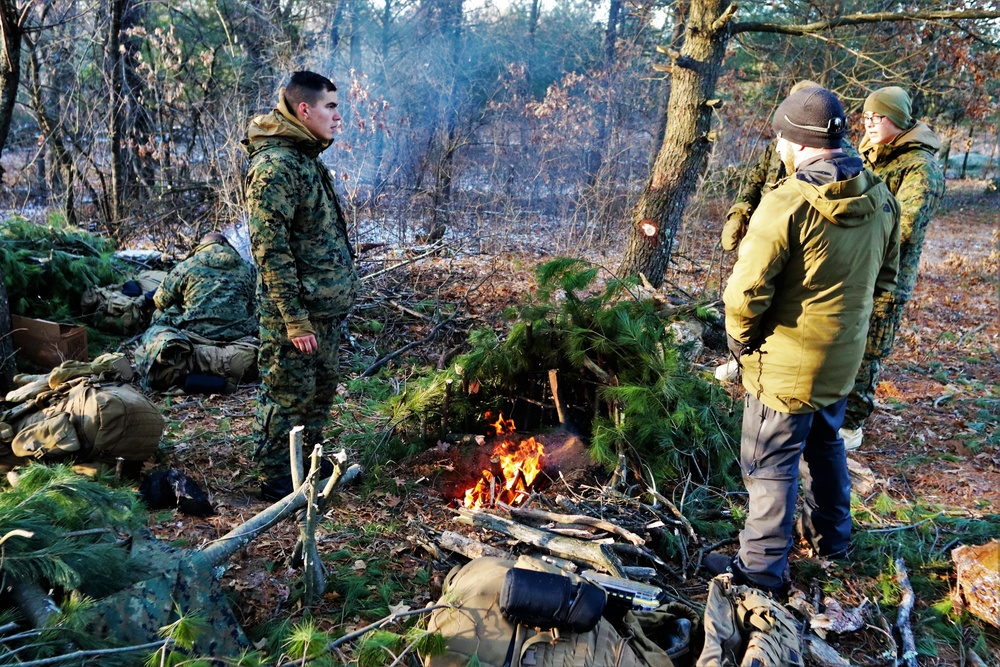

{"left": 772, "top": 87, "right": 846, "bottom": 149}
{"left": 864, "top": 86, "right": 913, "bottom": 130}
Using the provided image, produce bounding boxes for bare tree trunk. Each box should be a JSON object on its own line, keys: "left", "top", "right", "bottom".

{"left": 585, "top": 0, "right": 623, "bottom": 182}
{"left": 649, "top": 1, "right": 689, "bottom": 171}
{"left": 428, "top": 0, "right": 463, "bottom": 240}
{"left": 107, "top": 0, "right": 126, "bottom": 225}
{"left": 618, "top": 0, "right": 734, "bottom": 286}
{"left": 0, "top": 0, "right": 22, "bottom": 183}
{"left": 26, "top": 34, "right": 77, "bottom": 226}
{"left": 960, "top": 122, "right": 974, "bottom": 179}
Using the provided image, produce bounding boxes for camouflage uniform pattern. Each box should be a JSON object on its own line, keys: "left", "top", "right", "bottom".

{"left": 243, "top": 98, "right": 357, "bottom": 478}
{"left": 254, "top": 315, "right": 341, "bottom": 478}
{"left": 844, "top": 122, "right": 945, "bottom": 429}
{"left": 89, "top": 539, "right": 247, "bottom": 661}
{"left": 152, "top": 240, "right": 257, "bottom": 341}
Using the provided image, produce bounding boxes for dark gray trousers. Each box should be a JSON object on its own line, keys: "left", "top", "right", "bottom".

{"left": 735, "top": 393, "right": 852, "bottom": 591}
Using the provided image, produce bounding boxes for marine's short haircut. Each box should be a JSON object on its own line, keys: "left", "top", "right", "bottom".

{"left": 284, "top": 71, "right": 337, "bottom": 118}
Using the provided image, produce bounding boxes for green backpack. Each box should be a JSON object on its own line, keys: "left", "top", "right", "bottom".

{"left": 9, "top": 379, "right": 164, "bottom": 463}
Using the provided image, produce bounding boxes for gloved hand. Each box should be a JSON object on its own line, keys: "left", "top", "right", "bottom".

{"left": 721, "top": 202, "right": 753, "bottom": 251}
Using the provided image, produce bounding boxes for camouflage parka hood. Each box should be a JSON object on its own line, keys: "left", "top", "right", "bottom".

{"left": 243, "top": 89, "right": 331, "bottom": 158}
{"left": 857, "top": 121, "right": 944, "bottom": 305}
{"left": 242, "top": 89, "right": 357, "bottom": 337}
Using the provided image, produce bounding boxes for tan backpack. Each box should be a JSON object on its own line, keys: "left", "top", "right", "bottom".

{"left": 11, "top": 379, "right": 164, "bottom": 462}
{"left": 424, "top": 556, "right": 676, "bottom": 667}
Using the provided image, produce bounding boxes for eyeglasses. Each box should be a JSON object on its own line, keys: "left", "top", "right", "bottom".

{"left": 862, "top": 113, "right": 886, "bottom": 125}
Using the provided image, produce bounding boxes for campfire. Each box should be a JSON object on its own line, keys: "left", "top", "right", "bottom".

{"left": 463, "top": 414, "right": 546, "bottom": 509}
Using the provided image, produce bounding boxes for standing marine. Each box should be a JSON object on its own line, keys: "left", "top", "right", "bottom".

{"left": 841, "top": 86, "right": 945, "bottom": 449}
{"left": 243, "top": 71, "right": 358, "bottom": 500}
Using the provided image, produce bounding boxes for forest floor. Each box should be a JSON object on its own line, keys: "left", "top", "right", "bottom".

{"left": 141, "top": 179, "right": 1000, "bottom": 665}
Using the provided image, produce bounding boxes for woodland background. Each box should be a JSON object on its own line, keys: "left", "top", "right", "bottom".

{"left": 0, "top": 1, "right": 999, "bottom": 666}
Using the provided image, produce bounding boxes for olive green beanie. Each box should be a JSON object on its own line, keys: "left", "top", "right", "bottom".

{"left": 864, "top": 86, "right": 913, "bottom": 130}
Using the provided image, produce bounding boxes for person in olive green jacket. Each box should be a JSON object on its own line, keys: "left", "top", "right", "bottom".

{"left": 840, "top": 86, "right": 945, "bottom": 449}
{"left": 712, "top": 87, "right": 900, "bottom": 596}
{"left": 244, "top": 71, "right": 358, "bottom": 500}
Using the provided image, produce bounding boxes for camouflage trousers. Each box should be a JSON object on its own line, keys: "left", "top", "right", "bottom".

{"left": 843, "top": 296, "right": 905, "bottom": 430}
{"left": 253, "top": 315, "right": 342, "bottom": 479}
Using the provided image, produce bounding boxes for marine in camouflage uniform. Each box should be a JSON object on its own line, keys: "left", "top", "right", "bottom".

{"left": 842, "top": 87, "right": 945, "bottom": 431}
{"left": 243, "top": 72, "right": 357, "bottom": 487}
{"left": 151, "top": 233, "right": 257, "bottom": 341}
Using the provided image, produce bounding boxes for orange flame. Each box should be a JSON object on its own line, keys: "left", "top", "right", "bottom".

{"left": 463, "top": 415, "right": 545, "bottom": 509}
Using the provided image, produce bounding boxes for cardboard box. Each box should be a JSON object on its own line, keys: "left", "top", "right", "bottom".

{"left": 10, "top": 315, "right": 88, "bottom": 369}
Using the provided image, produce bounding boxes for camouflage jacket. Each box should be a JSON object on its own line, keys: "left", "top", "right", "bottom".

{"left": 243, "top": 98, "right": 357, "bottom": 337}
{"left": 859, "top": 122, "right": 944, "bottom": 305}
{"left": 151, "top": 239, "right": 257, "bottom": 341}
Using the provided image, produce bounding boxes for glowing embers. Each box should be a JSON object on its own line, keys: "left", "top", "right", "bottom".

{"left": 463, "top": 414, "right": 546, "bottom": 509}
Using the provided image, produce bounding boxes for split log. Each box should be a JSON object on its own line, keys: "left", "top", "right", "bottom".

{"left": 454, "top": 508, "right": 627, "bottom": 576}
{"left": 846, "top": 456, "right": 877, "bottom": 497}
{"left": 953, "top": 540, "right": 1000, "bottom": 628}
{"left": 502, "top": 503, "right": 647, "bottom": 546}
{"left": 438, "top": 530, "right": 507, "bottom": 560}
{"left": 894, "top": 558, "right": 918, "bottom": 667}
{"left": 803, "top": 633, "right": 852, "bottom": 667}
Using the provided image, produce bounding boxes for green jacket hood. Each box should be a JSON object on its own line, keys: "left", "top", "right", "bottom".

{"left": 242, "top": 88, "right": 331, "bottom": 159}
{"left": 787, "top": 168, "right": 891, "bottom": 229}
{"left": 859, "top": 121, "right": 941, "bottom": 165}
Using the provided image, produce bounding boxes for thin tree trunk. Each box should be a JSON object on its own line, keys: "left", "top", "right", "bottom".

{"left": 586, "top": 0, "right": 623, "bottom": 183}
{"left": 960, "top": 122, "right": 974, "bottom": 179}
{"left": 618, "top": 0, "right": 734, "bottom": 286}
{"left": 26, "top": 35, "right": 77, "bottom": 226}
{"left": 107, "top": 0, "right": 126, "bottom": 225}
{"left": 0, "top": 0, "right": 22, "bottom": 183}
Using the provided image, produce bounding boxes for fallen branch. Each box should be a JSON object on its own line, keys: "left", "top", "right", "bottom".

{"left": 646, "top": 488, "right": 698, "bottom": 542}
{"left": 500, "top": 503, "right": 647, "bottom": 546}
{"left": 438, "top": 529, "right": 508, "bottom": 559}
{"left": 200, "top": 463, "right": 361, "bottom": 567}
{"left": 454, "top": 508, "right": 627, "bottom": 576}
{"left": 359, "top": 242, "right": 448, "bottom": 281}
{"left": 894, "top": 558, "right": 918, "bottom": 667}
{"left": 326, "top": 605, "right": 449, "bottom": 650}
{"left": 7, "top": 640, "right": 170, "bottom": 667}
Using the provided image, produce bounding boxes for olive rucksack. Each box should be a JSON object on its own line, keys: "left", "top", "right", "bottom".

{"left": 424, "top": 556, "right": 694, "bottom": 667}
{"left": 9, "top": 379, "right": 164, "bottom": 462}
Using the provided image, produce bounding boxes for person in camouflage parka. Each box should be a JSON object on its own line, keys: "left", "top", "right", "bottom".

{"left": 151, "top": 232, "right": 257, "bottom": 341}
{"left": 243, "top": 71, "right": 358, "bottom": 498}
{"left": 842, "top": 87, "right": 945, "bottom": 439}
